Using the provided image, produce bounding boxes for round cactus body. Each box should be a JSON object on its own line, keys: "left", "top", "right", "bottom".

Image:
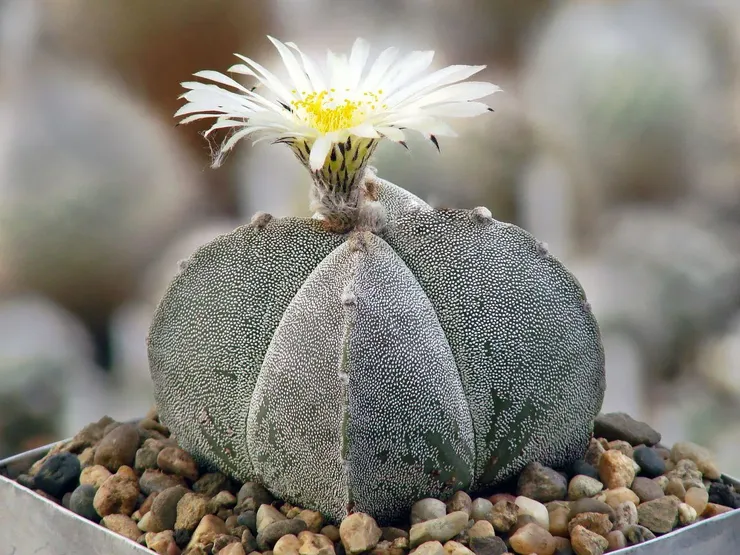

{"left": 148, "top": 176, "right": 605, "bottom": 524}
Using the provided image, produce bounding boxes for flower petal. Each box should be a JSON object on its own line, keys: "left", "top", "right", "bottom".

{"left": 309, "top": 135, "right": 334, "bottom": 170}
{"left": 374, "top": 126, "right": 406, "bottom": 142}
{"left": 419, "top": 101, "right": 493, "bottom": 118}
{"left": 346, "top": 38, "right": 370, "bottom": 90}
{"left": 286, "top": 41, "right": 326, "bottom": 91}
{"left": 386, "top": 64, "right": 487, "bottom": 107}
{"left": 232, "top": 53, "right": 295, "bottom": 103}
{"left": 362, "top": 46, "right": 399, "bottom": 91}
{"left": 267, "top": 36, "right": 313, "bottom": 96}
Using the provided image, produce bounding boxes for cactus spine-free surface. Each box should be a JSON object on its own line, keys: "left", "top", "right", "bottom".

{"left": 149, "top": 172, "right": 605, "bottom": 524}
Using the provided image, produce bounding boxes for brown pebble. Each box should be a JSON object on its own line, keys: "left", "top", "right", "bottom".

{"left": 488, "top": 493, "right": 516, "bottom": 505}
{"left": 102, "top": 514, "right": 142, "bottom": 541}
{"left": 598, "top": 451, "right": 635, "bottom": 489}
{"left": 447, "top": 491, "right": 473, "bottom": 516}
{"left": 340, "top": 512, "right": 383, "bottom": 554}
{"left": 685, "top": 487, "right": 709, "bottom": 515}
{"left": 584, "top": 439, "right": 606, "bottom": 467}
{"left": 299, "top": 531, "right": 336, "bottom": 555}
{"left": 139, "top": 469, "right": 187, "bottom": 495}
{"left": 664, "top": 478, "right": 686, "bottom": 500}
{"left": 607, "top": 441, "right": 634, "bottom": 459}
{"left": 157, "top": 447, "right": 199, "bottom": 482}
{"left": 148, "top": 486, "right": 188, "bottom": 532}
{"left": 94, "top": 424, "right": 141, "bottom": 472}
{"left": 295, "top": 509, "right": 324, "bottom": 533}
{"left": 508, "top": 523, "right": 555, "bottom": 555}
{"left": 606, "top": 530, "right": 626, "bottom": 552}
{"left": 78, "top": 447, "right": 95, "bottom": 468}
{"left": 490, "top": 500, "right": 519, "bottom": 533}
{"left": 547, "top": 505, "right": 570, "bottom": 538}
{"left": 273, "top": 534, "right": 301, "bottom": 555}
{"left": 613, "top": 501, "right": 638, "bottom": 531}
{"left": 637, "top": 496, "right": 680, "bottom": 534}
{"left": 569, "top": 499, "right": 614, "bottom": 521}
{"left": 79, "top": 465, "right": 112, "bottom": 489}
{"left": 176, "top": 492, "right": 210, "bottom": 532}
{"left": 221, "top": 542, "right": 247, "bottom": 555}
{"left": 146, "top": 530, "right": 179, "bottom": 555}
{"left": 567, "top": 512, "right": 612, "bottom": 538}
{"left": 570, "top": 524, "right": 608, "bottom": 555}
{"left": 602, "top": 487, "right": 640, "bottom": 509}
{"left": 630, "top": 477, "right": 664, "bottom": 503}
{"left": 703, "top": 503, "right": 734, "bottom": 518}
{"left": 551, "top": 536, "right": 572, "bottom": 553}
{"left": 321, "top": 525, "right": 341, "bottom": 543}
{"left": 188, "top": 514, "right": 227, "bottom": 549}
{"left": 93, "top": 473, "right": 140, "bottom": 516}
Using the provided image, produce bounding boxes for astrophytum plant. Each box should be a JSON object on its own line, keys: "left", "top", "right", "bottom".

{"left": 148, "top": 36, "right": 605, "bottom": 524}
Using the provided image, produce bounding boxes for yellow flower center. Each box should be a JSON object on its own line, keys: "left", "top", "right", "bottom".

{"left": 291, "top": 89, "right": 386, "bottom": 134}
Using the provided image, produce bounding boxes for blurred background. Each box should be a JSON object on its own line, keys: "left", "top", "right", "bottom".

{"left": 2, "top": 0, "right": 740, "bottom": 474}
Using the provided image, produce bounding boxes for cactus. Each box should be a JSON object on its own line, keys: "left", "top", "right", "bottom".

{"left": 148, "top": 37, "right": 605, "bottom": 524}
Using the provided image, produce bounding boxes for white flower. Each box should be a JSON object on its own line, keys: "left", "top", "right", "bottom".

{"left": 176, "top": 36, "right": 501, "bottom": 182}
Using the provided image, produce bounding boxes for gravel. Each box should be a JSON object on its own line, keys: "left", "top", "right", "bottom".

{"left": 7, "top": 411, "right": 739, "bottom": 555}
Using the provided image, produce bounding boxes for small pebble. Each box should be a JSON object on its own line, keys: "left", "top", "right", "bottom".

{"left": 684, "top": 486, "right": 709, "bottom": 515}
{"left": 633, "top": 447, "right": 666, "bottom": 478}
{"left": 606, "top": 441, "right": 633, "bottom": 459}
{"left": 146, "top": 529, "right": 179, "bottom": 555}
{"left": 703, "top": 503, "right": 734, "bottom": 518}
{"left": 139, "top": 469, "right": 186, "bottom": 495}
{"left": 653, "top": 476, "right": 669, "bottom": 491}
{"left": 444, "top": 540, "right": 475, "bottom": 555}
{"left": 34, "top": 452, "right": 81, "bottom": 499}
{"left": 69, "top": 484, "right": 100, "bottom": 523}
{"left": 664, "top": 478, "right": 686, "bottom": 500}
{"left": 414, "top": 541, "right": 446, "bottom": 555}
{"left": 468, "top": 536, "right": 508, "bottom": 555}
{"left": 707, "top": 482, "right": 740, "bottom": 509}
{"left": 187, "top": 514, "right": 227, "bottom": 550}
{"left": 157, "top": 447, "right": 199, "bottom": 482}
{"left": 515, "top": 496, "right": 549, "bottom": 530}
{"left": 568, "top": 476, "right": 603, "bottom": 500}
{"left": 569, "top": 525, "right": 607, "bottom": 555}
{"left": 489, "top": 501, "right": 518, "bottom": 534}
{"left": 547, "top": 504, "right": 570, "bottom": 538}
{"left": 584, "top": 440, "right": 605, "bottom": 468}
{"left": 340, "top": 512, "right": 382, "bottom": 554}
{"left": 666, "top": 460, "right": 704, "bottom": 491}
{"left": 670, "top": 442, "right": 721, "bottom": 480}
{"left": 637, "top": 496, "right": 680, "bottom": 534}
{"left": 79, "top": 465, "right": 113, "bottom": 489}
{"left": 446, "top": 491, "right": 473, "bottom": 516}
{"left": 237, "top": 482, "right": 274, "bottom": 512}
{"left": 94, "top": 424, "right": 141, "bottom": 472}
{"left": 321, "top": 525, "right": 341, "bottom": 543}
{"left": 613, "top": 501, "right": 638, "bottom": 531}
{"left": 601, "top": 487, "right": 639, "bottom": 509}
{"left": 221, "top": 542, "right": 247, "bottom": 555}
{"left": 606, "top": 530, "right": 626, "bottom": 552}
{"left": 102, "top": 514, "right": 143, "bottom": 542}
{"left": 517, "top": 462, "right": 568, "bottom": 503}
{"left": 551, "top": 536, "right": 572, "bottom": 555}
{"left": 258, "top": 519, "right": 308, "bottom": 550}
{"left": 298, "top": 531, "right": 336, "bottom": 555}
{"left": 409, "top": 512, "right": 469, "bottom": 548}
{"left": 297, "top": 509, "right": 325, "bottom": 533}
{"left": 193, "top": 472, "right": 231, "bottom": 497}
{"left": 470, "top": 498, "right": 494, "bottom": 522}
{"left": 273, "top": 534, "right": 301, "bottom": 555}
{"left": 508, "top": 523, "right": 555, "bottom": 555}
{"left": 598, "top": 451, "right": 635, "bottom": 489}
{"left": 467, "top": 520, "right": 495, "bottom": 540}
{"left": 567, "top": 512, "right": 612, "bottom": 538}
{"left": 93, "top": 473, "right": 140, "bottom": 517}
{"left": 630, "top": 477, "right": 664, "bottom": 503}
{"left": 148, "top": 485, "right": 188, "bottom": 532}
{"left": 593, "top": 413, "right": 661, "bottom": 446}
{"left": 678, "top": 503, "right": 697, "bottom": 526}
{"left": 413, "top": 498, "right": 450, "bottom": 524}
{"left": 257, "top": 504, "right": 288, "bottom": 533}
{"left": 568, "top": 499, "right": 614, "bottom": 521}
{"left": 568, "top": 460, "right": 600, "bottom": 481}
{"left": 622, "top": 525, "right": 655, "bottom": 545}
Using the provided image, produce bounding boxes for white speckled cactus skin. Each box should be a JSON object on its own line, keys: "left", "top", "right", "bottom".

{"left": 148, "top": 177, "right": 605, "bottom": 524}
